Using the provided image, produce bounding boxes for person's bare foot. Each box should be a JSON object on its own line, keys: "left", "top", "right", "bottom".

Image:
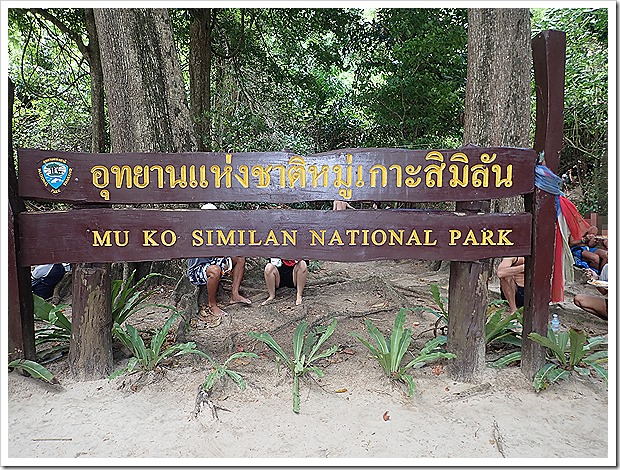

{"left": 261, "top": 296, "right": 275, "bottom": 306}
{"left": 198, "top": 305, "right": 225, "bottom": 327}
{"left": 229, "top": 294, "right": 252, "bottom": 306}
{"left": 295, "top": 296, "right": 303, "bottom": 306}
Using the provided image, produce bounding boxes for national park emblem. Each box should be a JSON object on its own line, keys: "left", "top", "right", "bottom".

{"left": 38, "top": 158, "right": 72, "bottom": 194}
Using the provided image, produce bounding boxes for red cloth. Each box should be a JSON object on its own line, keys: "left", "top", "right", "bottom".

{"left": 282, "top": 259, "right": 297, "bottom": 267}
{"left": 558, "top": 195, "right": 591, "bottom": 240}
{"left": 551, "top": 224, "right": 564, "bottom": 303}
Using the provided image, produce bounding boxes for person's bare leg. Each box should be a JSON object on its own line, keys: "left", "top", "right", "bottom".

{"left": 261, "top": 263, "right": 280, "bottom": 305}
{"left": 574, "top": 294, "right": 607, "bottom": 320}
{"left": 229, "top": 257, "right": 251, "bottom": 305}
{"left": 581, "top": 250, "right": 601, "bottom": 272}
{"left": 293, "top": 261, "right": 308, "bottom": 305}
{"left": 499, "top": 277, "right": 518, "bottom": 313}
{"left": 205, "top": 264, "right": 226, "bottom": 316}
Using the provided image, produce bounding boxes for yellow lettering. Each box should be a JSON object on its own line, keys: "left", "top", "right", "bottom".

{"left": 248, "top": 230, "right": 262, "bottom": 246}
{"left": 423, "top": 230, "right": 437, "bottom": 246}
{"left": 480, "top": 229, "right": 496, "bottom": 245}
{"left": 192, "top": 230, "right": 204, "bottom": 246}
{"left": 143, "top": 230, "right": 159, "bottom": 246}
{"left": 282, "top": 230, "right": 297, "bottom": 246}
{"left": 498, "top": 229, "right": 514, "bottom": 245}
{"left": 406, "top": 230, "right": 422, "bottom": 245}
{"left": 361, "top": 229, "right": 370, "bottom": 246}
{"left": 328, "top": 230, "right": 345, "bottom": 246}
{"left": 264, "top": 230, "right": 280, "bottom": 246}
{"left": 205, "top": 230, "right": 213, "bottom": 245}
{"left": 346, "top": 229, "right": 360, "bottom": 245}
{"left": 217, "top": 230, "right": 236, "bottom": 246}
{"left": 309, "top": 229, "right": 326, "bottom": 246}
{"left": 93, "top": 230, "right": 112, "bottom": 247}
{"left": 449, "top": 230, "right": 462, "bottom": 245}
{"left": 371, "top": 230, "right": 387, "bottom": 246}
{"left": 161, "top": 230, "right": 177, "bottom": 247}
{"left": 463, "top": 230, "right": 480, "bottom": 245}
{"left": 238, "top": 230, "right": 245, "bottom": 245}
{"left": 388, "top": 229, "right": 404, "bottom": 246}
{"left": 113, "top": 230, "right": 130, "bottom": 247}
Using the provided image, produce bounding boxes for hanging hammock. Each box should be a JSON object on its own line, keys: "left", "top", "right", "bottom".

{"left": 534, "top": 165, "right": 592, "bottom": 302}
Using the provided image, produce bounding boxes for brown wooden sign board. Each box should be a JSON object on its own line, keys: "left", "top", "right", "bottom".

{"left": 18, "top": 208, "right": 531, "bottom": 266}
{"left": 18, "top": 147, "right": 536, "bottom": 204}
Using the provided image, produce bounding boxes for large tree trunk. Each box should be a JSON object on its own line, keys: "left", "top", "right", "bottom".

{"left": 66, "top": 9, "right": 198, "bottom": 380}
{"left": 189, "top": 8, "right": 213, "bottom": 152}
{"left": 94, "top": 8, "right": 196, "bottom": 153}
{"left": 448, "top": 8, "right": 531, "bottom": 382}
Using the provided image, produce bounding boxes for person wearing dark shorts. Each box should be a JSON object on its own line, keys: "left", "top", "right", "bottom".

{"left": 497, "top": 256, "right": 525, "bottom": 313}
{"left": 262, "top": 259, "right": 308, "bottom": 306}
{"left": 31, "top": 264, "right": 68, "bottom": 301}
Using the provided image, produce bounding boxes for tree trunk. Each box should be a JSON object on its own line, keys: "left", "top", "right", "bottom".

{"left": 94, "top": 8, "right": 197, "bottom": 153}
{"left": 448, "top": 8, "right": 531, "bottom": 382}
{"left": 69, "top": 263, "right": 113, "bottom": 380}
{"left": 189, "top": 8, "right": 213, "bottom": 152}
{"left": 84, "top": 8, "right": 106, "bottom": 153}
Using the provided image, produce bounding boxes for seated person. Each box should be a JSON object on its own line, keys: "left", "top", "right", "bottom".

{"left": 31, "top": 263, "right": 69, "bottom": 301}
{"left": 497, "top": 256, "right": 525, "bottom": 313}
{"left": 187, "top": 256, "right": 251, "bottom": 327}
{"left": 570, "top": 225, "right": 608, "bottom": 274}
{"left": 574, "top": 263, "right": 608, "bottom": 320}
{"left": 262, "top": 259, "right": 308, "bottom": 306}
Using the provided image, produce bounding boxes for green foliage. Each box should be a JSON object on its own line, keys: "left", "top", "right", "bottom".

{"left": 351, "top": 308, "right": 455, "bottom": 397}
{"left": 411, "top": 284, "right": 449, "bottom": 337}
{"left": 33, "top": 294, "right": 71, "bottom": 361}
{"left": 248, "top": 319, "right": 338, "bottom": 413}
{"left": 202, "top": 352, "right": 258, "bottom": 393}
{"left": 8, "top": 358, "right": 58, "bottom": 384}
{"left": 110, "top": 309, "right": 207, "bottom": 379}
{"left": 528, "top": 328, "right": 608, "bottom": 392}
{"left": 532, "top": 8, "right": 608, "bottom": 215}
{"left": 112, "top": 271, "right": 171, "bottom": 325}
{"left": 485, "top": 301, "right": 523, "bottom": 347}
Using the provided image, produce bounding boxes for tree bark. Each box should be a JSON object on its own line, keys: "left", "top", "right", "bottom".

{"left": 189, "top": 8, "right": 213, "bottom": 152}
{"left": 69, "top": 263, "right": 113, "bottom": 380}
{"left": 448, "top": 8, "right": 531, "bottom": 382}
{"left": 84, "top": 8, "right": 106, "bottom": 153}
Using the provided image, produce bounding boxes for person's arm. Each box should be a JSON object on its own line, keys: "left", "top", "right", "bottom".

{"left": 496, "top": 258, "right": 524, "bottom": 279}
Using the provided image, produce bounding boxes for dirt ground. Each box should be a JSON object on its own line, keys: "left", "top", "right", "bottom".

{"left": 4, "top": 258, "right": 612, "bottom": 464}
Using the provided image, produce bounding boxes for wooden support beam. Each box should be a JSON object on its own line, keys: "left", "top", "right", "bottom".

{"left": 521, "top": 30, "right": 566, "bottom": 378}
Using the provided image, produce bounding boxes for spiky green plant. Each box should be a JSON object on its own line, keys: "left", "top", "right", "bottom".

{"left": 411, "top": 284, "right": 449, "bottom": 336}
{"left": 33, "top": 294, "right": 72, "bottom": 361}
{"left": 248, "top": 319, "right": 338, "bottom": 413}
{"left": 8, "top": 359, "right": 58, "bottom": 384}
{"left": 528, "top": 327, "right": 608, "bottom": 391}
{"left": 110, "top": 308, "right": 207, "bottom": 379}
{"left": 112, "top": 271, "right": 172, "bottom": 325}
{"left": 485, "top": 301, "right": 522, "bottom": 347}
{"left": 202, "top": 351, "right": 258, "bottom": 393}
{"left": 351, "top": 308, "right": 456, "bottom": 396}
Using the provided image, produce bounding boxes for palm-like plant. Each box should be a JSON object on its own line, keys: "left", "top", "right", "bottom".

{"left": 249, "top": 319, "right": 338, "bottom": 413}
{"left": 351, "top": 308, "right": 455, "bottom": 396}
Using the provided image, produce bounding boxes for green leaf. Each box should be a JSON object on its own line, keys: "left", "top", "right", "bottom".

{"left": 8, "top": 359, "right": 57, "bottom": 384}
{"left": 365, "top": 319, "right": 389, "bottom": 354}
{"left": 293, "top": 321, "right": 308, "bottom": 364}
{"left": 568, "top": 328, "right": 588, "bottom": 368}
{"left": 528, "top": 332, "right": 567, "bottom": 366}
{"left": 489, "top": 351, "right": 522, "bottom": 368}
{"left": 532, "top": 363, "right": 569, "bottom": 392}
{"left": 151, "top": 309, "right": 182, "bottom": 358}
{"left": 399, "top": 373, "right": 417, "bottom": 397}
{"left": 248, "top": 331, "right": 291, "bottom": 368}
{"left": 225, "top": 370, "right": 247, "bottom": 391}
{"left": 307, "top": 319, "right": 337, "bottom": 364}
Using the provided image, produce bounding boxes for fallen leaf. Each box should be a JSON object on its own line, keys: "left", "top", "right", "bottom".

{"left": 341, "top": 348, "right": 355, "bottom": 355}
{"left": 412, "top": 322, "right": 420, "bottom": 327}
{"left": 237, "top": 345, "right": 245, "bottom": 352}
{"left": 335, "top": 388, "right": 348, "bottom": 393}
{"left": 444, "top": 386, "right": 450, "bottom": 392}
{"left": 383, "top": 411, "right": 390, "bottom": 421}
{"left": 432, "top": 364, "right": 444, "bottom": 376}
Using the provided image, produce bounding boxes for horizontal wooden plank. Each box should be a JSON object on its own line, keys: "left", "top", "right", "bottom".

{"left": 18, "top": 147, "right": 536, "bottom": 204}
{"left": 18, "top": 208, "right": 532, "bottom": 266}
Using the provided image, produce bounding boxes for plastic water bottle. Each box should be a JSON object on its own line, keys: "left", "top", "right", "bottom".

{"left": 550, "top": 313, "right": 560, "bottom": 333}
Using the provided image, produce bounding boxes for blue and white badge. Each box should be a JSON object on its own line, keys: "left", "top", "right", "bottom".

{"left": 39, "top": 158, "right": 72, "bottom": 194}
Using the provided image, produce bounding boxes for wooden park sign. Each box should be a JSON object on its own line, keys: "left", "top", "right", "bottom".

{"left": 17, "top": 146, "right": 535, "bottom": 266}
{"left": 9, "top": 30, "right": 565, "bottom": 381}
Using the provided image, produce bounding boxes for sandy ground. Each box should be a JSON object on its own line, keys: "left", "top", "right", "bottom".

{"left": 3, "top": 259, "right": 613, "bottom": 464}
